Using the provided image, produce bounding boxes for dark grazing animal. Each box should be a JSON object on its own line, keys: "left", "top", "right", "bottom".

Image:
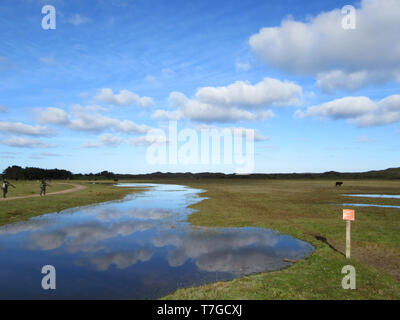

{"left": 335, "top": 182, "right": 344, "bottom": 187}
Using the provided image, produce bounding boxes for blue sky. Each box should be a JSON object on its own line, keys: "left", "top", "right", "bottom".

{"left": 0, "top": 0, "right": 399, "bottom": 174}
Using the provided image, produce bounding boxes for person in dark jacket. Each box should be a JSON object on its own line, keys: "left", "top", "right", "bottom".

{"left": 40, "top": 178, "right": 51, "bottom": 196}
{"left": 1, "top": 179, "right": 16, "bottom": 198}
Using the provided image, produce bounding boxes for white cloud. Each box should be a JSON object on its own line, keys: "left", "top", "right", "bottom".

{"left": 36, "top": 107, "right": 69, "bottom": 125}
{"left": 99, "top": 134, "right": 123, "bottom": 147}
{"left": 249, "top": 0, "right": 400, "bottom": 91}
{"left": 295, "top": 97, "right": 377, "bottom": 120}
{"left": 1, "top": 137, "right": 56, "bottom": 148}
{"left": 36, "top": 106, "right": 152, "bottom": 134}
{"left": 137, "top": 96, "right": 154, "bottom": 108}
{"left": 128, "top": 135, "right": 168, "bottom": 147}
{"left": 296, "top": 94, "right": 400, "bottom": 127}
{"left": 152, "top": 109, "right": 183, "bottom": 121}
{"left": 316, "top": 70, "right": 373, "bottom": 93}
{"left": 69, "top": 113, "right": 151, "bottom": 133}
{"left": 39, "top": 152, "right": 62, "bottom": 157}
{"left": 153, "top": 78, "right": 301, "bottom": 123}
{"left": 70, "top": 104, "right": 108, "bottom": 113}
{"left": 196, "top": 78, "right": 302, "bottom": 108}
{"left": 95, "top": 88, "right": 154, "bottom": 108}
{"left": 0, "top": 104, "right": 7, "bottom": 112}
{"left": 82, "top": 134, "right": 124, "bottom": 148}
{"left": 0, "top": 121, "right": 52, "bottom": 136}
{"left": 67, "top": 14, "right": 90, "bottom": 26}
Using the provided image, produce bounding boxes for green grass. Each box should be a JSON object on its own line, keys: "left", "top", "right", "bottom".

{"left": 0, "top": 178, "right": 399, "bottom": 299}
{"left": 1, "top": 180, "right": 71, "bottom": 197}
{"left": 163, "top": 247, "right": 398, "bottom": 300}
{"left": 156, "top": 179, "right": 400, "bottom": 300}
{"left": 0, "top": 180, "right": 145, "bottom": 226}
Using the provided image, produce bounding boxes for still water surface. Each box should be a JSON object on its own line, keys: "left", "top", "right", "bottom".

{"left": 343, "top": 194, "right": 400, "bottom": 199}
{"left": 341, "top": 194, "right": 400, "bottom": 209}
{"left": 0, "top": 184, "right": 314, "bottom": 299}
{"left": 342, "top": 203, "right": 400, "bottom": 209}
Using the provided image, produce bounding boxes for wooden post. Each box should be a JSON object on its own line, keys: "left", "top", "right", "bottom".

{"left": 346, "top": 220, "right": 351, "bottom": 259}
{"left": 343, "top": 209, "right": 355, "bottom": 259}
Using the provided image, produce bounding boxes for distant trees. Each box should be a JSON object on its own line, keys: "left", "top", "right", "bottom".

{"left": 73, "top": 171, "right": 116, "bottom": 181}
{"left": 2, "top": 165, "right": 400, "bottom": 181}
{"left": 2, "top": 166, "right": 73, "bottom": 180}
{"left": 1, "top": 166, "right": 116, "bottom": 181}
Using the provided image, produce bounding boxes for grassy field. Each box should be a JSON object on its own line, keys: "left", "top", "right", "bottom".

{"left": 158, "top": 179, "right": 400, "bottom": 300}
{"left": 1, "top": 180, "right": 71, "bottom": 197}
{"left": 0, "top": 180, "right": 145, "bottom": 226}
{"left": 0, "top": 178, "right": 399, "bottom": 299}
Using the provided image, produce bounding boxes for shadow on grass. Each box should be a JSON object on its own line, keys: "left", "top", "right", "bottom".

{"left": 314, "top": 235, "right": 345, "bottom": 257}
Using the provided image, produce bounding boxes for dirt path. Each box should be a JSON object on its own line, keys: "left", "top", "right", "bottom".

{"left": 0, "top": 183, "right": 87, "bottom": 201}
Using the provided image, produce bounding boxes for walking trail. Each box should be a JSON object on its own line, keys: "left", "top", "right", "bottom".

{"left": 0, "top": 183, "right": 87, "bottom": 201}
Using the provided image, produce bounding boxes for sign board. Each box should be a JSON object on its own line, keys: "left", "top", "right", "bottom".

{"left": 343, "top": 209, "right": 355, "bottom": 221}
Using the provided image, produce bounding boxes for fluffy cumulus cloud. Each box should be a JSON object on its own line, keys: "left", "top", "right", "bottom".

{"left": 1, "top": 137, "right": 56, "bottom": 148}
{"left": 249, "top": 0, "right": 400, "bottom": 91}
{"left": 95, "top": 88, "right": 154, "bottom": 108}
{"left": 153, "top": 78, "right": 301, "bottom": 123}
{"left": 0, "top": 122, "right": 52, "bottom": 136}
{"left": 36, "top": 106, "right": 152, "bottom": 134}
{"left": 35, "top": 107, "right": 69, "bottom": 125}
{"left": 68, "top": 113, "right": 150, "bottom": 133}
{"left": 295, "top": 94, "right": 400, "bottom": 127}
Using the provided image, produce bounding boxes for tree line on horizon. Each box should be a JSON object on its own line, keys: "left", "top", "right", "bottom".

{"left": 1, "top": 166, "right": 121, "bottom": 181}
{"left": 1, "top": 166, "right": 74, "bottom": 180}
{"left": 2, "top": 165, "right": 400, "bottom": 181}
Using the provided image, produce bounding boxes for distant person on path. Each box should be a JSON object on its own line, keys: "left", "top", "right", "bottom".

{"left": 40, "top": 179, "right": 51, "bottom": 196}
{"left": 1, "top": 179, "right": 16, "bottom": 198}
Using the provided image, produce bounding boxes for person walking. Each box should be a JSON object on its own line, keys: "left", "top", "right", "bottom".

{"left": 1, "top": 179, "right": 16, "bottom": 198}
{"left": 40, "top": 178, "right": 50, "bottom": 196}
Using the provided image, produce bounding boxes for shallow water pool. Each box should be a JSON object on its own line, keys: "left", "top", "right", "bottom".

{"left": 0, "top": 184, "right": 314, "bottom": 299}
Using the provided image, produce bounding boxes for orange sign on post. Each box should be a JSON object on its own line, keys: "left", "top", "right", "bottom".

{"left": 343, "top": 209, "right": 355, "bottom": 221}
{"left": 343, "top": 209, "right": 355, "bottom": 259}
